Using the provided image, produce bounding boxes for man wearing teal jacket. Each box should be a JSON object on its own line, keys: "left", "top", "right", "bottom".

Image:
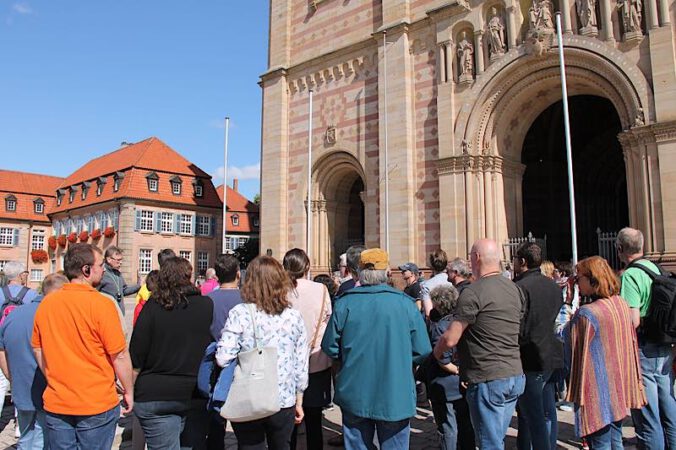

{"left": 321, "top": 248, "right": 432, "bottom": 450}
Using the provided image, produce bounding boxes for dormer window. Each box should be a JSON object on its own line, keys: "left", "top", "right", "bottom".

{"left": 34, "top": 198, "right": 45, "bottom": 214}
{"left": 56, "top": 189, "right": 65, "bottom": 206}
{"left": 96, "top": 177, "right": 106, "bottom": 196}
{"left": 231, "top": 214, "right": 239, "bottom": 226}
{"left": 69, "top": 187, "right": 77, "bottom": 203}
{"left": 145, "top": 171, "right": 159, "bottom": 192}
{"left": 170, "top": 175, "right": 182, "bottom": 196}
{"left": 113, "top": 171, "right": 125, "bottom": 192}
{"left": 81, "top": 182, "right": 90, "bottom": 201}
{"left": 192, "top": 178, "right": 204, "bottom": 197}
{"left": 5, "top": 195, "right": 16, "bottom": 212}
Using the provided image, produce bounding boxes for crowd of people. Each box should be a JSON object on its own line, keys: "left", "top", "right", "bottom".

{"left": 0, "top": 225, "right": 673, "bottom": 450}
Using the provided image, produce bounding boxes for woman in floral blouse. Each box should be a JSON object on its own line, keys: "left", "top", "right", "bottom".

{"left": 216, "top": 256, "right": 309, "bottom": 449}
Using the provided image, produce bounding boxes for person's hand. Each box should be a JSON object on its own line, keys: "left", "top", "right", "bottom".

{"left": 433, "top": 341, "right": 445, "bottom": 360}
{"left": 121, "top": 390, "right": 133, "bottom": 415}
{"left": 294, "top": 403, "right": 304, "bottom": 425}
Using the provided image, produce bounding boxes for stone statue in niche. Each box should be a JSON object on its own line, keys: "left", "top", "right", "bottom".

{"left": 487, "top": 7, "right": 506, "bottom": 59}
{"left": 457, "top": 31, "right": 474, "bottom": 83}
{"left": 576, "top": 0, "right": 598, "bottom": 36}
{"left": 529, "top": 0, "right": 555, "bottom": 33}
{"left": 618, "top": 0, "right": 643, "bottom": 41}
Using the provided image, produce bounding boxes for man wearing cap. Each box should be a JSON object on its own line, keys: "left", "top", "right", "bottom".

{"left": 400, "top": 262, "right": 422, "bottom": 308}
{"left": 322, "top": 248, "right": 431, "bottom": 450}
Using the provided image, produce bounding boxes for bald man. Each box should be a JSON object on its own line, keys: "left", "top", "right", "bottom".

{"left": 434, "top": 239, "right": 525, "bottom": 450}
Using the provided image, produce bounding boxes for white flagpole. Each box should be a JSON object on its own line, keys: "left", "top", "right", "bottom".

{"left": 556, "top": 13, "right": 578, "bottom": 266}
{"left": 222, "top": 117, "right": 230, "bottom": 254}
{"left": 307, "top": 90, "right": 314, "bottom": 274}
{"left": 383, "top": 31, "right": 390, "bottom": 253}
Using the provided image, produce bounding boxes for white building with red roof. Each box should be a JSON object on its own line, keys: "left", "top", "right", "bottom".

{"left": 216, "top": 180, "right": 259, "bottom": 252}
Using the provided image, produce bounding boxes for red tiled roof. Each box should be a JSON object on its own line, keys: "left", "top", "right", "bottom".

{"left": 0, "top": 170, "right": 63, "bottom": 223}
{"left": 216, "top": 185, "right": 259, "bottom": 233}
{"left": 51, "top": 138, "right": 221, "bottom": 213}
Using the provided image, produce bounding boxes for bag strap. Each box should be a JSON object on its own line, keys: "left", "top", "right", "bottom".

{"left": 626, "top": 259, "right": 662, "bottom": 279}
{"left": 1, "top": 286, "right": 12, "bottom": 305}
{"left": 310, "top": 287, "right": 328, "bottom": 350}
{"left": 247, "top": 303, "right": 261, "bottom": 350}
{"left": 14, "top": 287, "right": 29, "bottom": 303}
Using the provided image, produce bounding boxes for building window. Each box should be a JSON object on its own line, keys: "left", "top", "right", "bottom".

{"left": 179, "top": 250, "right": 192, "bottom": 262}
{"left": 148, "top": 178, "right": 158, "bottom": 192}
{"left": 194, "top": 184, "right": 203, "bottom": 197}
{"left": 179, "top": 214, "right": 192, "bottom": 235}
{"left": 109, "top": 209, "right": 119, "bottom": 230}
{"left": 253, "top": 216, "right": 259, "bottom": 227}
{"left": 30, "top": 269, "right": 43, "bottom": 282}
{"left": 171, "top": 181, "right": 181, "bottom": 195}
{"left": 56, "top": 195, "right": 62, "bottom": 206}
{"left": 87, "top": 215, "right": 95, "bottom": 231}
{"left": 31, "top": 229, "right": 45, "bottom": 250}
{"left": 0, "top": 228, "right": 15, "bottom": 246}
{"left": 197, "top": 252, "right": 208, "bottom": 273}
{"left": 69, "top": 190, "right": 75, "bottom": 203}
{"left": 81, "top": 188, "right": 87, "bottom": 200}
{"left": 197, "top": 216, "right": 211, "bottom": 236}
{"left": 96, "top": 181, "right": 104, "bottom": 196}
{"left": 113, "top": 178, "right": 120, "bottom": 192}
{"left": 34, "top": 200, "right": 44, "bottom": 214}
{"left": 5, "top": 198, "right": 16, "bottom": 212}
{"left": 97, "top": 211, "right": 106, "bottom": 229}
{"left": 139, "top": 210, "right": 154, "bottom": 232}
{"left": 224, "top": 237, "right": 232, "bottom": 251}
{"left": 139, "top": 249, "right": 152, "bottom": 274}
{"left": 231, "top": 214, "right": 239, "bottom": 226}
{"left": 160, "top": 212, "right": 174, "bottom": 233}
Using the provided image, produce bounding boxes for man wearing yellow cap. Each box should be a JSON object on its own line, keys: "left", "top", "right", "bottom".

{"left": 321, "top": 248, "right": 431, "bottom": 450}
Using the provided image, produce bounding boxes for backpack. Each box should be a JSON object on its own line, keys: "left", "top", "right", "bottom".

{"left": 626, "top": 260, "right": 676, "bottom": 344}
{"left": 0, "top": 286, "right": 29, "bottom": 326}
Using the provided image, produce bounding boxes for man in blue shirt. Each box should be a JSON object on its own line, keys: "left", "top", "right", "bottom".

{"left": 322, "top": 248, "right": 431, "bottom": 450}
{"left": 0, "top": 272, "right": 67, "bottom": 450}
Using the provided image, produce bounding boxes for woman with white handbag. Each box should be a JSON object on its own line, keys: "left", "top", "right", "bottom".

{"left": 216, "top": 256, "right": 309, "bottom": 449}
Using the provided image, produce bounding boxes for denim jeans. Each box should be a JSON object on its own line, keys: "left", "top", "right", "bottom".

{"left": 135, "top": 400, "right": 190, "bottom": 450}
{"left": 342, "top": 411, "right": 410, "bottom": 450}
{"left": 16, "top": 409, "right": 48, "bottom": 450}
{"left": 516, "top": 370, "right": 558, "bottom": 450}
{"left": 630, "top": 342, "right": 676, "bottom": 450}
{"left": 585, "top": 420, "right": 623, "bottom": 449}
{"left": 430, "top": 398, "right": 475, "bottom": 450}
{"left": 466, "top": 374, "right": 526, "bottom": 450}
{"left": 45, "top": 404, "right": 119, "bottom": 450}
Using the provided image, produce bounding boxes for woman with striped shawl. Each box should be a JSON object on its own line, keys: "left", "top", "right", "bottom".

{"left": 564, "top": 256, "right": 646, "bottom": 449}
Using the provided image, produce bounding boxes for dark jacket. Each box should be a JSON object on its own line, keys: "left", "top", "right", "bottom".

{"left": 98, "top": 264, "right": 140, "bottom": 315}
{"left": 514, "top": 268, "right": 564, "bottom": 371}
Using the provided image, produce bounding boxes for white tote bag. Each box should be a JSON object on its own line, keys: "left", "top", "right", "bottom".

{"left": 220, "top": 304, "right": 280, "bottom": 422}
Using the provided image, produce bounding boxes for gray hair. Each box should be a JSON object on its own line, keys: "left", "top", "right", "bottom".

{"left": 104, "top": 245, "right": 122, "bottom": 259}
{"left": 430, "top": 284, "right": 459, "bottom": 317}
{"left": 359, "top": 268, "right": 388, "bottom": 286}
{"left": 616, "top": 227, "right": 644, "bottom": 255}
{"left": 3, "top": 261, "right": 26, "bottom": 281}
{"left": 205, "top": 268, "right": 217, "bottom": 279}
{"left": 346, "top": 245, "right": 366, "bottom": 276}
{"left": 448, "top": 257, "right": 471, "bottom": 278}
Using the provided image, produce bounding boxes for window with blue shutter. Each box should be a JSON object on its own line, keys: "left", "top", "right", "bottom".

{"left": 191, "top": 215, "right": 197, "bottom": 236}
{"left": 154, "top": 211, "right": 161, "bottom": 232}
{"left": 134, "top": 210, "right": 141, "bottom": 232}
{"left": 173, "top": 214, "right": 180, "bottom": 233}
{"left": 13, "top": 229, "right": 19, "bottom": 247}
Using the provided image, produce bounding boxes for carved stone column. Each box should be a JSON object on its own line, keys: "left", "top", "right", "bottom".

{"left": 646, "top": 0, "right": 659, "bottom": 29}
{"left": 658, "top": 0, "right": 670, "bottom": 26}
{"left": 560, "top": 0, "right": 574, "bottom": 34}
{"left": 437, "top": 39, "right": 456, "bottom": 159}
{"left": 506, "top": 5, "right": 518, "bottom": 47}
{"left": 474, "top": 31, "right": 485, "bottom": 75}
{"left": 600, "top": 0, "right": 616, "bottom": 42}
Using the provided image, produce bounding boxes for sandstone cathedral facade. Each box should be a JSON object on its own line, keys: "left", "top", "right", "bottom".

{"left": 260, "top": 0, "right": 676, "bottom": 271}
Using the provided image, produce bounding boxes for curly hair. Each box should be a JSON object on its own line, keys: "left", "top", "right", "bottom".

{"left": 241, "top": 256, "right": 293, "bottom": 315}
{"left": 430, "top": 285, "right": 459, "bottom": 317}
{"left": 576, "top": 256, "right": 620, "bottom": 299}
{"left": 153, "top": 258, "right": 199, "bottom": 310}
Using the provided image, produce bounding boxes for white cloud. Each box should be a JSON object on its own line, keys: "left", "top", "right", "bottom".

{"left": 214, "top": 162, "right": 260, "bottom": 182}
{"left": 12, "top": 2, "right": 33, "bottom": 14}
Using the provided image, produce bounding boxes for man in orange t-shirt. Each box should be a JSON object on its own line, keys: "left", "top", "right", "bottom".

{"left": 32, "top": 243, "right": 133, "bottom": 449}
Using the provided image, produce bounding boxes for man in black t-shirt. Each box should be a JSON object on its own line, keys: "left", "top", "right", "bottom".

{"left": 399, "top": 262, "right": 422, "bottom": 307}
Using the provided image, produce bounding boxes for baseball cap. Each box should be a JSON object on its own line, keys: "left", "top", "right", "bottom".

{"left": 398, "top": 262, "right": 419, "bottom": 274}
{"left": 359, "top": 248, "right": 389, "bottom": 270}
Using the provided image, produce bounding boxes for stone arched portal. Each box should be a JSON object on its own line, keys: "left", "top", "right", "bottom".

{"left": 438, "top": 35, "right": 663, "bottom": 258}
{"left": 309, "top": 151, "right": 366, "bottom": 273}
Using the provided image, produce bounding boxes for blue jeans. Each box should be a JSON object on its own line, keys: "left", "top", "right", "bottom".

{"left": 135, "top": 400, "right": 190, "bottom": 450}
{"left": 342, "top": 411, "right": 410, "bottom": 450}
{"left": 430, "top": 398, "right": 475, "bottom": 450}
{"left": 45, "top": 405, "right": 119, "bottom": 450}
{"left": 585, "top": 420, "right": 623, "bottom": 449}
{"left": 466, "top": 374, "right": 526, "bottom": 450}
{"left": 516, "top": 370, "right": 558, "bottom": 450}
{"left": 630, "top": 342, "right": 676, "bottom": 450}
{"left": 17, "top": 409, "right": 48, "bottom": 450}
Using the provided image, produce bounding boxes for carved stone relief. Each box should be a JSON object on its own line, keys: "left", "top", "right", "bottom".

{"left": 457, "top": 31, "right": 475, "bottom": 83}
{"left": 486, "top": 7, "right": 507, "bottom": 61}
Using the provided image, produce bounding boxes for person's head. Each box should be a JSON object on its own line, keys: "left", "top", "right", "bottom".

{"left": 104, "top": 245, "right": 123, "bottom": 271}
{"left": 145, "top": 270, "right": 160, "bottom": 293}
{"left": 283, "top": 248, "right": 310, "bottom": 287}
{"left": 540, "top": 260, "right": 555, "bottom": 279}
{"left": 345, "top": 245, "right": 366, "bottom": 278}
{"left": 359, "top": 248, "right": 390, "bottom": 286}
{"left": 575, "top": 256, "right": 620, "bottom": 299}
{"left": 491, "top": 6, "right": 498, "bottom": 14}
{"left": 469, "top": 239, "right": 501, "bottom": 278}
{"left": 205, "top": 268, "right": 217, "bottom": 280}
{"left": 514, "top": 242, "right": 542, "bottom": 274}
{"left": 64, "top": 243, "right": 105, "bottom": 286}
{"left": 616, "top": 227, "right": 644, "bottom": 264}
{"left": 430, "top": 284, "right": 460, "bottom": 317}
{"left": 313, "top": 274, "right": 337, "bottom": 298}
{"left": 214, "top": 254, "right": 240, "bottom": 285}
{"left": 3, "top": 261, "right": 26, "bottom": 284}
{"left": 153, "top": 257, "right": 198, "bottom": 310}
{"left": 429, "top": 249, "right": 449, "bottom": 274}
{"left": 158, "top": 248, "right": 176, "bottom": 268}
{"left": 338, "top": 253, "right": 348, "bottom": 277}
{"left": 241, "top": 256, "right": 293, "bottom": 315}
{"left": 398, "top": 262, "right": 419, "bottom": 287}
{"left": 447, "top": 257, "right": 471, "bottom": 285}
{"left": 555, "top": 261, "right": 573, "bottom": 278}
{"left": 19, "top": 271, "right": 29, "bottom": 286}
{"left": 41, "top": 273, "right": 68, "bottom": 296}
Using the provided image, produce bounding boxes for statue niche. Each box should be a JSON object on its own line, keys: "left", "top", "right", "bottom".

{"left": 618, "top": 0, "right": 643, "bottom": 42}
{"left": 576, "top": 0, "right": 599, "bottom": 36}
{"left": 457, "top": 30, "right": 475, "bottom": 84}
{"left": 486, "top": 7, "right": 507, "bottom": 61}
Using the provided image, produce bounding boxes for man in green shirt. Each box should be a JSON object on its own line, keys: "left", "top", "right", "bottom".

{"left": 617, "top": 227, "right": 676, "bottom": 450}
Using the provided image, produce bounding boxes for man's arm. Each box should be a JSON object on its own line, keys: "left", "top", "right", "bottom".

{"left": 433, "top": 320, "right": 468, "bottom": 360}
{"left": 122, "top": 275, "right": 141, "bottom": 296}
{"left": 111, "top": 348, "right": 134, "bottom": 415}
{"left": 630, "top": 307, "right": 641, "bottom": 329}
{"left": 0, "top": 350, "right": 10, "bottom": 381}
{"left": 33, "top": 347, "right": 45, "bottom": 374}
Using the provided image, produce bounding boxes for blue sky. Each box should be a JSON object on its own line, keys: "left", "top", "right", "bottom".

{"left": 0, "top": 1, "right": 269, "bottom": 201}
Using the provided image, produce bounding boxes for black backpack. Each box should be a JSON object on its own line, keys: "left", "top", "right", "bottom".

{"left": 626, "top": 260, "right": 676, "bottom": 344}
{"left": 0, "top": 285, "right": 29, "bottom": 321}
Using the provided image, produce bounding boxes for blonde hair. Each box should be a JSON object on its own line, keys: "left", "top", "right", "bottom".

{"left": 540, "top": 260, "right": 555, "bottom": 279}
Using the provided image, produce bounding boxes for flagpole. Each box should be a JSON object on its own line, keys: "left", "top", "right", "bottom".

{"left": 222, "top": 117, "right": 230, "bottom": 254}
{"left": 556, "top": 13, "right": 578, "bottom": 266}
{"left": 383, "top": 30, "right": 390, "bottom": 253}
{"left": 306, "top": 90, "right": 314, "bottom": 276}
